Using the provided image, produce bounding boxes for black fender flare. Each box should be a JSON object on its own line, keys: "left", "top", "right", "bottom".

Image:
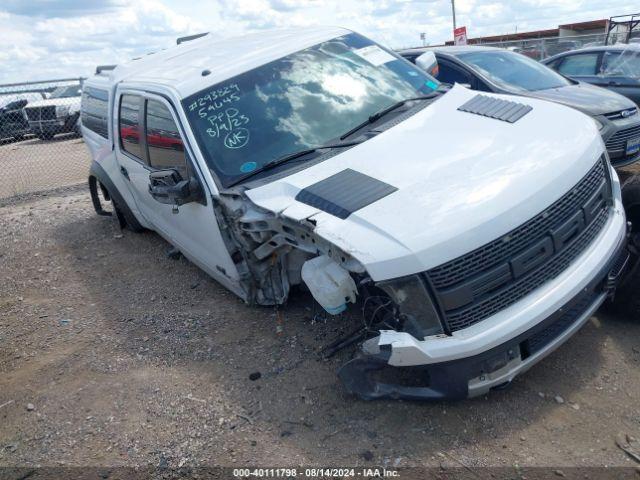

{"left": 89, "top": 161, "right": 145, "bottom": 232}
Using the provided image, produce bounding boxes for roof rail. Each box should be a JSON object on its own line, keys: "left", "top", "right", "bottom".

{"left": 177, "top": 32, "right": 209, "bottom": 45}
{"left": 96, "top": 65, "right": 117, "bottom": 75}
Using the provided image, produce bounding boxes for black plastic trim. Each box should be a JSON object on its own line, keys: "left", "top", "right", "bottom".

{"left": 89, "top": 161, "right": 144, "bottom": 232}
{"left": 295, "top": 169, "right": 397, "bottom": 219}
{"left": 458, "top": 94, "right": 532, "bottom": 123}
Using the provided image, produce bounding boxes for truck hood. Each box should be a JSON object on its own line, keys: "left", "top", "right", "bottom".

{"left": 523, "top": 81, "right": 635, "bottom": 116}
{"left": 25, "top": 97, "right": 81, "bottom": 109}
{"left": 246, "top": 85, "right": 605, "bottom": 281}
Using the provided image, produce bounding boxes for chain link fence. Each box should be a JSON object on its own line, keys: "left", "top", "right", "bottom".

{"left": 0, "top": 78, "right": 90, "bottom": 200}
{"left": 473, "top": 32, "right": 636, "bottom": 61}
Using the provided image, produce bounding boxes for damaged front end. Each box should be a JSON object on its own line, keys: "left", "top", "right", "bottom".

{"left": 213, "top": 175, "right": 632, "bottom": 403}
{"left": 212, "top": 188, "right": 366, "bottom": 306}
{"left": 213, "top": 187, "right": 446, "bottom": 395}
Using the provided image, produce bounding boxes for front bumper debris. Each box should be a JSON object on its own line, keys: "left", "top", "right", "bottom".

{"left": 338, "top": 234, "right": 630, "bottom": 401}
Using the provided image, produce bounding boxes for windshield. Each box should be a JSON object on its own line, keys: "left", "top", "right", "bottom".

{"left": 457, "top": 50, "right": 571, "bottom": 91}
{"left": 50, "top": 85, "right": 81, "bottom": 99}
{"left": 182, "top": 32, "right": 440, "bottom": 187}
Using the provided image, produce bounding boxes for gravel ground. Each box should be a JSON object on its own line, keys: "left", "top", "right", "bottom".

{"left": 0, "top": 135, "right": 89, "bottom": 199}
{"left": 1, "top": 187, "right": 640, "bottom": 471}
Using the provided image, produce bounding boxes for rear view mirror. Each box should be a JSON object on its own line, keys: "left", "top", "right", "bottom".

{"left": 148, "top": 169, "right": 203, "bottom": 206}
{"left": 415, "top": 51, "right": 439, "bottom": 78}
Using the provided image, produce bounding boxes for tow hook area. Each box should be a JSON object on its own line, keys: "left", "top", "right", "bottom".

{"left": 337, "top": 344, "right": 470, "bottom": 401}
{"left": 337, "top": 350, "right": 453, "bottom": 401}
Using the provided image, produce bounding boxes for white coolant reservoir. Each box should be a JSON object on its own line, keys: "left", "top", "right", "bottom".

{"left": 301, "top": 256, "right": 357, "bottom": 315}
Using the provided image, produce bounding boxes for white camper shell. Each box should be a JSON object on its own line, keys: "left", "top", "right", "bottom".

{"left": 81, "top": 27, "right": 630, "bottom": 400}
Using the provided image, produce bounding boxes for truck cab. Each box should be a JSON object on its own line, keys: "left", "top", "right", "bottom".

{"left": 82, "top": 27, "right": 630, "bottom": 401}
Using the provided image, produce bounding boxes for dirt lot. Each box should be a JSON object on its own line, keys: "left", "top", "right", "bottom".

{"left": 1, "top": 186, "right": 640, "bottom": 472}
{"left": 0, "top": 135, "right": 89, "bottom": 199}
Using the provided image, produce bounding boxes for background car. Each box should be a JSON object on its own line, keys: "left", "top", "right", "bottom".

{"left": 400, "top": 45, "right": 640, "bottom": 168}
{"left": 542, "top": 45, "right": 640, "bottom": 105}
{"left": 23, "top": 84, "right": 81, "bottom": 140}
{"left": 0, "top": 92, "right": 45, "bottom": 142}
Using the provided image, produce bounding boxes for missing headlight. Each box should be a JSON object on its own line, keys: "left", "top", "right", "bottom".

{"left": 377, "top": 275, "right": 445, "bottom": 338}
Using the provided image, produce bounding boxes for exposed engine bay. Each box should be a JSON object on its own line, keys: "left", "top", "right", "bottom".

{"left": 213, "top": 187, "right": 421, "bottom": 354}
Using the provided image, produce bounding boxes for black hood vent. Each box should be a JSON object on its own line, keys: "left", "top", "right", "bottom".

{"left": 458, "top": 95, "right": 532, "bottom": 123}
{"left": 295, "top": 169, "right": 397, "bottom": 219}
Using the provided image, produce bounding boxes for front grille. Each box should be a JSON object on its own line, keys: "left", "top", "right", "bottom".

{"left": 25, "top": 106, "right": 56, "bottom": 122}
{"left": 443, "top": 210, "right": 608, "bottom": 331}
{"left": 605, "top": 123, "right": 640, "bottom": 152}
{"left": 426, "top": 159, "right": 611, "bottom": 333}
{"left": 25, "top": 108, "right": 39, "bottom": 121}
{"left": 604, "top": 108, "right": 637, "bottom": 121}
{"left": 428, "top": 160, "right": 606, "bottom": 289}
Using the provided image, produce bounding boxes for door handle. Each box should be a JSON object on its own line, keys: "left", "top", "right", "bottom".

{"left": 120, "top": 166, "right": 129, "bottom": 180}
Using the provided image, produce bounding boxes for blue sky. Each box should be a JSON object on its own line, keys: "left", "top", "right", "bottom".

{"left": 0, "top": 0, "right": 638, "bottom": 83}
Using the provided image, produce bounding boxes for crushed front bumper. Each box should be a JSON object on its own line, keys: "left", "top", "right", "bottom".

{"left": 338, "top": 229, "right": 630, "bottom": 401}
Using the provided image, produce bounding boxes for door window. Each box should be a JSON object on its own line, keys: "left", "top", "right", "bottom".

{"left": 437, "top": 62, "right": 472, "bottom": 85}
{"left": 146, "top": 99, "right": 187, "bottom": 178}
{"left": 601, "top": 51, "right": 640, "bottom": 77}
{"left": 119, "top": 95, "right": 144, "bottom": 161}
{"left": 557, "top": 53, "right": 599, "bottom": 76}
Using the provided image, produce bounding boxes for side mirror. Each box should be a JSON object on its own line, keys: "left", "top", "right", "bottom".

{"left": 148, "top": 169, "right": 203, "bottom": 206}
{"left": 415, "top": 51, "right": 439, "bottom": 78}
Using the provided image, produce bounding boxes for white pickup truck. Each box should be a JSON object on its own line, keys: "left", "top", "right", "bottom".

{"left": 24, "top": 84, "right": 81, "bottom": 140}
{"left": 81, "top": 27, "right": 633, "bottom": 400}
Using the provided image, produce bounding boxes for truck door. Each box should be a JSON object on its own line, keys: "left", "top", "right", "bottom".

{"left": 113, "top": 90, "right": 240, "bottom": 288}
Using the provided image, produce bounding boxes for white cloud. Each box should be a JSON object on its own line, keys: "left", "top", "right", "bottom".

{"left": 0, "top": 0, "right": 203, "bottom": 83}
{"left": 0, "top": 0, "right": 638, "bottom": 84}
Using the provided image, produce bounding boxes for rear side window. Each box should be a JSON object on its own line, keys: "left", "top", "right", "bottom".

{"left": 119, "top": 95, "right": 144, "bottom": 161}
{"left": 81, "top": 87, "right": 109, "bottom": 138}
{"left": 557, "top": 53, "right": 599, "bottom": 76}
{"left": 601, "top": 50, "right": 640, "bottom": 77}
{"left": 146, "top": 99, "right": 187, "bottom": 177}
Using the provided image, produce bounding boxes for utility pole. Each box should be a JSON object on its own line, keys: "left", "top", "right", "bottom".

{"left": 451, "top": 0, "right": 457, "bottom": 31}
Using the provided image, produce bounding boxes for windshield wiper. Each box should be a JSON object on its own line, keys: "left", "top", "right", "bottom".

{"left": 226, "top": 140, "right": 362, "bottom": 188}
{"left": 339, "top": 94, "right": 438, "bottom": 140}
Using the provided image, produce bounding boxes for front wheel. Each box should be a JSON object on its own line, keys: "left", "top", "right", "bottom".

{"left": 622, "top": 175, "right": 640, "bottom": 235}
{"left": 604, "top": 175, "right": 640, "bottom": 314}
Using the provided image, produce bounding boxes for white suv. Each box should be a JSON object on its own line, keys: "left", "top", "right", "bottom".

{"left": 81, "top": 27, "right": 630, "bottom": 400}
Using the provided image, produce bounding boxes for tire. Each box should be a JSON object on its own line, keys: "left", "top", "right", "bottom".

{"left": 622, "top": 175, "right": 640, "bottom": 234}
{"left": 604, "top": 175, "right": 640, "bottom": 314}
{"left": 89, "top": 175, "right": 146, "bottom": 234}
{"left": 112, "top": 196, "right": 146, "bottom": 233}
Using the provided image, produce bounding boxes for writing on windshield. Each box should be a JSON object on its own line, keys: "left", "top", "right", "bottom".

{"left": 182, "top": 32, "right": 439, "bottom": 187}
